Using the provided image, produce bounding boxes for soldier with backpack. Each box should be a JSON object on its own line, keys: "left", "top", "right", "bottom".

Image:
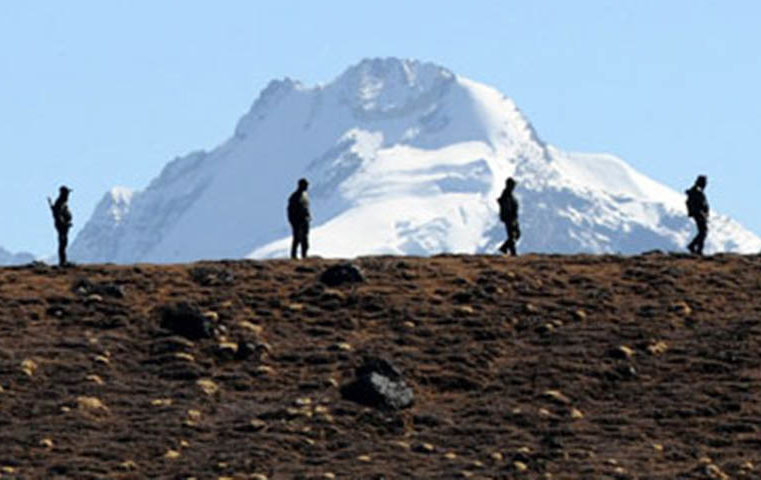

{"left": 685, "top": 175, "right": 709, "bottom": 255}
{"left": 497, "top": 177, "right": 520, "bottom": 255}
{"left": 48, "top": 186, "right": 73, "bottom": 267}
{"left": 287, "top": 178, "right": 311, "bottom": 259}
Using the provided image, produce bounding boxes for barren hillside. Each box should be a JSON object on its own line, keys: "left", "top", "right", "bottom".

{"left": 1, "top": 253, "right": 761, "bottom": 479}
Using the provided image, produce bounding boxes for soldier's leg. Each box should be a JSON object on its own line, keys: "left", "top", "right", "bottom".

{"left": 507, "top": 225, "right": 517, "bottom": 256}
{"left": 687, "top": 218, "right": 698, "bottom": 253}
{"left": 300, "top": 223, "right": 309, "bottom": 259}
{"left": 695, "top": 216, "right": 708, "bottom": 255}
{"left": 290, "top": 224, "right": 299, "bottom": 259}
{"left": 498, "top": 223, "right": 510, "bottom": 253}
{"left": 58, "top": 230, "right": 68, "bottom": 266}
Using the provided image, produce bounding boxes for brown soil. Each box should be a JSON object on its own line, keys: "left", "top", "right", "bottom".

{"left": 1, "top": 253, "right": 761, "bottom": 479}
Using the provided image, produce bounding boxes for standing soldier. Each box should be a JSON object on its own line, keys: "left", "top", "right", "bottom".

{"left": 497, "top": 177, "right": 520, "bottom": 255}
{"left": 685, "top": 175, "right": 709, "bottom": 255}
{"left": 48, "top": 186, "right": 73, "bottom": 267}
{"left": 287, "top": 178, "right": 311, "bottom": 259}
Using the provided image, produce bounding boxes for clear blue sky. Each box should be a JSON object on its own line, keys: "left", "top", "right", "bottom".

{"left": 2, "top": 1, "right": 759, "bottom": 256}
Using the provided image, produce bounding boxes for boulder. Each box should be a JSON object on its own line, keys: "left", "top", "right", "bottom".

{"left": 340, "top": 356, "right": 413, "bottom": 410}
{"left": 158, "top": 302, "right": 214, "bottom": 340}
{"left": 319, "top": 263, "right": 365, "bottom": 287}
{"left": 72, "top": 278, "right": 125, "bottom": 299}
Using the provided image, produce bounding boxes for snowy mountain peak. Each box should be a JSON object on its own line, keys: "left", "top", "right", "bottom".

{"left": 69, "top": 58, "right": 761, "bottom": 264}
{"left": 335, "top": 58, "right": 455, "bottom": 115}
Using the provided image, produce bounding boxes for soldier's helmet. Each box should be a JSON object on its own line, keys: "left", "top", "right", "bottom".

{"left": 59, "top": 185, "right": 72, "bottom": 194}
{"left": 506, "top": 177, "right": 516, "bottom": 189}
{"left": 696, "top": 175, "right": 707, "bottom": 188}
{"left": 298, "top": 178, "right": 309, "bottom": 190}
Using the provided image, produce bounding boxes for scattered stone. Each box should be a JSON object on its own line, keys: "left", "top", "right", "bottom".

{"left": 513, "top": 461, "right": 529, "bottom": 472}
{"left": 572, "top": 309, "right": 587, "bottom": 321}
{"left": 21, "top": 358, "right": 38, "bottom": 376}
{"left": 319, "top": 263, "right": 365, "bottom": 287}
{"left": 86, "top": 374, "right": 104, "bottom": 385}
{"left": 444, "top": 452, "right": 458, "bottom": 460}
{"left": 164, "top": 449, "right": 181, "bottom": 459}
{"left": 542, "top": 389, "right": 571, "bottom": 405}
{"left": 203, "top": 311, "right": 219, "bottom": 322}
{"left": 670, "top": 301, "right": 693, "bottom": 316}
{"left": 570, "top": 408, "right": 585, "bottom": 419}
{"left": 238, "top": 320, "right": 263, "bottom": 335}
{"left": 119, "top": 460, "right": 138, "bottom": 471}
{"left": 197, "top": 379, "right": 220, "bottom": 396}
{"left": 189, "top": 266, "right": 235, "bottom": 286}
{"left": 414, "top": 443, "right": 435, "bottom": 454}
{"left": 77, "top": 396, "right": 108, "bottom": 412}
{"left": 235, "top": 418, "right": 267, "bottom": 433}
{"left": 93, "top": 354, "right": 111, "bottom": 365}
{"left": 491, "top": 452, "right": 504, "bottom": 462}
{"left": 609, "top": 345, "right": 635, "bottom": 360}
{"left": 214, "top": 341, "right": 239, "bottom": 361}
{"left": 173, "top": 352, "right": 196, "bottom": 363}
{"left": 159, "top": 302, "right": 217, "bottom": 340}
{"left": 647, "top": 341, "right": 669, "bottom": 356}
{"left": 340, "top": 356, "right": 414, "bottom": 411}
{"left": 39, "top": 438, "right": 54, "bottom": 449}
{"left": 356, "top": 455, "right": 372, "bottom": 463}
{"left": 250, "top": 474, "right": 268, "bottom": 480}
{"left": 455, "top": 305, "right": 475, "bottom": 316}
{"left": 151, "top": 398, "right": 173, "bottom": 407}
{"left": 253, "top": 365, "right": 275, "bottom": 376}
{"left": 72, "top": 278, "right": 126, "bottom": 299}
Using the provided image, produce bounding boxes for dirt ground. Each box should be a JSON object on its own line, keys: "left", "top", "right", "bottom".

{"left": 1, "top": 253, "right": 761, "bottom": 479}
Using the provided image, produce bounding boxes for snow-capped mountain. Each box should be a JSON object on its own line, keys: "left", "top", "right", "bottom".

{"left": 0, "top": 246, "right": 34, "bottom": 266}
{"left": 69, "top": 58, "right": 761, "bottom": 263}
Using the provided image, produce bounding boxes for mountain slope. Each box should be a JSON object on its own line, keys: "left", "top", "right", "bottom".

{"left": 70, "top": 58, "right": 761, "bottom": 263}
{"left": 0, "top": 246, "right": 35, "bottom": 266}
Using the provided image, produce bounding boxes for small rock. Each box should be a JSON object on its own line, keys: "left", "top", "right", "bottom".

{"left": 93, "top": 354, "right": 110, "bottom": 365}
{"left": 151, "top": 398, "right": 173, "bottom": 407}
{"left": 173, "top": 352, "right": 195, "bottom": 362}
{"left": 490, "top": 452, "right": 504, "bottom": 462}
{"left": 250, "top": 475, "right": 268, "bottom": 480}
{"left": 340, "top": 356, "right": 414, "bottom": 410}
{"left": 647, "top": 341, "right": 669, "bottom": 356}
{"left": 254, "top": 365, "right": 275, "bottom": 376}
{"left": 86, "top": 374, "right": 104, "bottom": 385}
{"left": 513, "top": 461, "right": 529, "bottom": 472}
{"left": 39, "top": 438, "right": 54, "bottom": 449}
{"left": 86, "top": 294, "right": 103, "bottom": 303}
{"left": 203, "top": 311, "right": 219, "bottom": 322}
{"left": 444, "top": 452, "right": 458, "bottom": 460}
{"left": 356, "top": 455, "right": 372, "bottom": 463}
{"left": 570, "top": 408, "right": 584, "bottom": 419}
{"left": 77, "top": 396, "right": 108, "bottom": 412}
{"left": 119, "top": 460, "right": 138, "bottom": 471}
{"left": 414, "top": 443, "right": 435, "bottom": 454}
{"left": 21, "top": 358, "right": 37, "bottom": 376}
{"left": 542, "top": 390, "right": 571, "bottom": 405}
{"left": 319, "top": 263, "right": 365, "bottom": 287}
{"left": 609, "top": 345, "right": 635, "bottom": 360}
{"left": 164, "top": 449, "right": 181, "bottom": 459}
{"left": 197, "top": 379, "right": 219, "bottom": 396}
{"left": 572, "top": 309, "right": 587, "bottom": 321}
{"left": 238, "top": 320, "right": 263, "bottom": 335}
{"left": 671, "top": 301, "right": 692, "bottom": 316}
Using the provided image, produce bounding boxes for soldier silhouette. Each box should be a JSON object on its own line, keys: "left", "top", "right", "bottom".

{"left": 685, "top": 175, "right": 709, "bottom": 255}
{"left": 287, "top": 178, "right": 311, "bottom": 259}
{"left": 48, "top": 186, "right": 73, "bottom": 267}
{"left": 497, "top": 177, "right": 520, "bottom": 255}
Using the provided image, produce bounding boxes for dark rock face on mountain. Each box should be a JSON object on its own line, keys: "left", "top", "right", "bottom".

{"left": 2, "top": 254, "right": 761, "bottom": 478}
